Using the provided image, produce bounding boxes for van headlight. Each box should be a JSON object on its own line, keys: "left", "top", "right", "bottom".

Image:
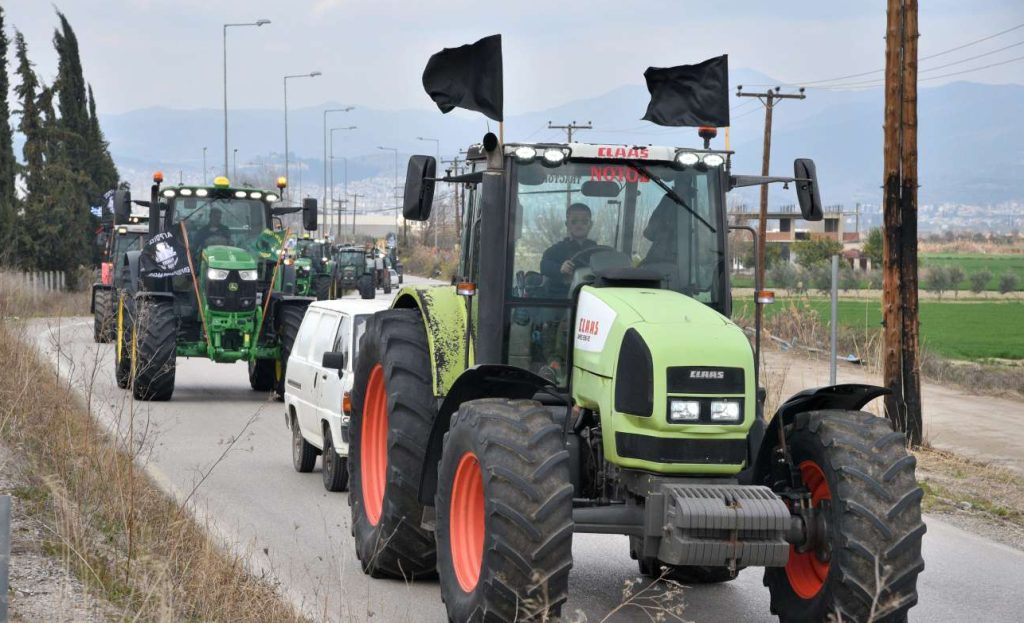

{"left": 709, "top": 400, "right": 742, "bottom": 422}
{"left": 207, "top": 268, "right": 230, "bottom": 280}
{"left": 238, "top": 269, "right": 258, "bottom": 281}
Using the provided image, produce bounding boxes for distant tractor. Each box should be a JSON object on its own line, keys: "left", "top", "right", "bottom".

{"left": 114, "top": 174, "right": 318, "bottom": 400}
{"left": 92, "top": 195, "right": 149, "bottom": 343}
{"left": 290, "top": 236, "right": 333, "bottom": 300}
{"left": 332, "top": 244, "right": 376, "bottom": 300}
{"left": 346, "top": 135, "right": 925, "bottom": 623}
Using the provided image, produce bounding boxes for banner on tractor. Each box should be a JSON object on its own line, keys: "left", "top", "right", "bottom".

{"left": 140, "top": 230, "right": 192, "bottom": 279}
{"left": 642, "top": 55, "right": 730, "bottom": 127}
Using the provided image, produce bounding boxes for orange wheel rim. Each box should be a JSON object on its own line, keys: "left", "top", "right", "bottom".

{"left": 361, "top": 364, "right": 387, "bottom": 526}
{"left": 786, "top": 460, "right": 832, "bottom": 599}
{"left": 450, "top": 452, "right": 485, "bottom": 592}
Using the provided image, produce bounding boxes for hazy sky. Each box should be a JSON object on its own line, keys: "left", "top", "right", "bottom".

{"left": 4, "top": 0, "right": 1024, "bottom": 117}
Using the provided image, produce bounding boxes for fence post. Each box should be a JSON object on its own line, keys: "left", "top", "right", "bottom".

{"left": 1, "top": 494, "right": 11, "bottom": 623}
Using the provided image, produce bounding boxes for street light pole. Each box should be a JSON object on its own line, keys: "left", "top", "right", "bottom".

{"left": 323, "top": 107, "right": 354, "bottom": 231}
{"left": 202, "top": 146, "right": 207, "bottom": 184}
{"left": 223, "top": 19, "right": 270, "bottom": 177}
{"left": 330, "top": 126, "right": 357, "bottom": 239}
{"left": 377, "top": 146, "right": 399, "bottom": 245}
{"left": 283, "top": 71, "right": 322, "bottom": 199}
{"left": 233, "top": 148, "right": 238, "bottom": 180}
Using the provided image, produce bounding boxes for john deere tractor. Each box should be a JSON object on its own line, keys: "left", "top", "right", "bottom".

{"left": 285, "top": 235, "right": 332, "bottom": 300}
{"left": 345, "top": 136, "right": 925, "bottom": 622}
{"left": 113, "top": 174, "right": 318, "bottom": 401}
{"left": 332, "top": 244, "right": 376, "bottom": 299}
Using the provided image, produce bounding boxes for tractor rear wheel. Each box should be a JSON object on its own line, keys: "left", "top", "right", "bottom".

{"left": 348, "top": 309, "right": 436, "bottom": 579}
{"left": 315, "top": 275, "right": 331, "bottom": 301}
{"left": 436, "top": 399, "right": 574, "bottom": 623}
{"left": 248, "top": 359, "right": 277, "bottom": 391}
{"left": 357, "top": 275, "right": 375, "bottom": 300}
{"left": 765, "top": 410, "right": 925, "bottom": 623}
{"left": 275, "top": 303, "right": 306, "bottom": 398}
{"left": 131, "top": 298, "right": 177, "bottom": 401}
{"left": 94, "top": 289, "right": 113, "bottom": 343}
{"left": 114, "top": 293, "right": 134, "bottom": 389}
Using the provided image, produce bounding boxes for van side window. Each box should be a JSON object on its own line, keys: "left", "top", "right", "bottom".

{"left": 332, "top": 315, "right": 352, "bottom": 360}
{"left": 293, "top": 310, "right": 321, "bottom": 361}
{"left": 309, "top": 312, "right": 339, "bottom": 364}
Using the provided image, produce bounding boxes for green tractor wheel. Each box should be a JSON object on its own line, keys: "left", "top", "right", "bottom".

{"left": 764, "top": 410, "right": 925, "bottom": 623}
{"left": 248, "top": 359, "right": 277, "bottom": 391}
{"left": 348, "top": 309, "right": 437, "bottom": 579}
{"left": 131, "top": 298, "right": 177, "bottom": 401}
{"left": 315, "top": 275, "right": 331, "bottom": 301}
{"left": 357, "top": 275, "right": 375, "bottom": 300}
{"left": 275, "top": 304, "right": 306, "bottom": 398}
{"left": 435, "top": 398, "right": 574, "bottom": 623}
{"left": 114, "top": 293, "right": 134, "bottom": 389}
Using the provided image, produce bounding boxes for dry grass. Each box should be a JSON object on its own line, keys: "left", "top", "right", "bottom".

{"left": 0, "top": 269, "right": 90, "bottom": 318}
{"left": 915, "top": 446, "right": 1024, "bottom": 529}
{"left": 0, "top": 280, "right": 308, "bottom": 622}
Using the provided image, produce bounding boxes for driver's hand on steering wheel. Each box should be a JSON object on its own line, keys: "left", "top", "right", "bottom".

{"left": 560, "top": 260, "right": 575, "bottom": 276}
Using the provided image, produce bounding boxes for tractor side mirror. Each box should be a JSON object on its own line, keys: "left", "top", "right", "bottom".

{"left": 113, "top": 189, "right": 131, "bottom": 224}
{"left": 403, "top": 155, "right": 436, "bottom": 221}
{"left": 322, "top": 351, "right": 345, "bottom": 374}
{"left": 794, "top": 158, "right": 823, "bottom": 222}
{"left": 302, "top": 198, "right": 318, "bottom": 231}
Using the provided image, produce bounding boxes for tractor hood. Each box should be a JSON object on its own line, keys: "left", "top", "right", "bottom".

{"left": 202, "top": 245, "right": 258, "bottom": 270}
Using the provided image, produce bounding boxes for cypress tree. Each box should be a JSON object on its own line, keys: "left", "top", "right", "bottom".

{"left": 13, "top": 31, "right": 45, "bottom": 268}
{"left": 0, "top": 7, "right": 17, "bottom": 259}
{"left": 87, "top": 84, "right": 118, "bottom": 192}
{"left": 53, "top": 11, "right": 89, "bottom": 164}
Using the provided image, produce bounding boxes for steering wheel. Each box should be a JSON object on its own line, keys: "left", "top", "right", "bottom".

{"left": 206, "top": 233, "right": 231, "bottom": 247}
{"left": 568, "top": 245, "right": 616, "bottom": 268}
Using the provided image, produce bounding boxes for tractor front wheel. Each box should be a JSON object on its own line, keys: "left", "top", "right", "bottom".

{"left": 348, "top": 309, "right": 436, "bottom": 579}
{"left": 765, "top": 410, "right": 925, "bottom": 623}
{"left": 315, "top": 275, "right": 331, "bottom": 301}
{"left": 93, "top": 289, "right": 114, "bottom": 342}
{"left": 248, "top": 359, "right": 277, "bottom": 391}
{"left": 114, "top": 293, "right": 133, "bottom": 389}
{"left": 436, "top": 399, "right": 574, "bottom": 623}
{"left": 131, "top": 298, "right": 177, "bottom": 401}
{"left": 275, "top": 303, "right": 306, "bottom": 398}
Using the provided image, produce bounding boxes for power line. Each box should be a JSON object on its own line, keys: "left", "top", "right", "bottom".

{"left": 819, "top": 53, "right": 1024, "bottom": 90}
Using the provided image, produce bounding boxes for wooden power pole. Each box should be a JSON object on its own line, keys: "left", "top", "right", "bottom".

{"left": 882, "top": 0, "right": 922, "bottom": 445}
{"left": 736, "top": 87, "right": 806, "bottom": 379}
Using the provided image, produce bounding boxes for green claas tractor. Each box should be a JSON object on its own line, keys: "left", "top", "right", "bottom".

{"left": 332, "top": 244, "right": 376, "bottom": 299}
{"left": 345, "top": 136, "right": 924, "bottom": 622}
{"left": 114, "top": 173, "right": 318, "bottom": 401}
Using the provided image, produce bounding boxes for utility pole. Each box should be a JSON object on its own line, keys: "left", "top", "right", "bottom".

{"left": 547, "top": 120, "right": 592, "bottom": 143}
{"left": 735, "top": 86, "right": 806, "bottom": 381}
{"left": 882, "top": 0, "right": 922, "bottom": 445}
{"left": 348, "top": 192, "right": 365, "bottom": 240}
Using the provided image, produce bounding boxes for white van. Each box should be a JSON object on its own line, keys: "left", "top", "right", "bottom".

{"left": 283, "top": 298, "right": 391, "bottom": 490}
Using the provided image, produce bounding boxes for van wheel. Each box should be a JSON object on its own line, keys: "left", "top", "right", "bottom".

{"left": 322, "top": 427, "right": 349, "bottom": 492}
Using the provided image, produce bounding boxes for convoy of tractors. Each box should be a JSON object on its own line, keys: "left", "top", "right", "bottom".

{"left": 95, "top": 52, "right": 923, "bottom": 623}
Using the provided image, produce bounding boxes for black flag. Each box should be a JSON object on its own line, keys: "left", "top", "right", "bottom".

{"left": 140, "top": 230, "right": 192, "bottom": 279}
{"left": 422, "top": 34, "right": 503, "bottom": 122}
{"left": 642, "top": 55, "right": 730, "bottom": 127}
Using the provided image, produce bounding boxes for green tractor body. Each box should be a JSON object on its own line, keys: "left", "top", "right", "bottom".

{"left": 332, "top": 246, "right": 376, "bottom": 299}
{"left": 114, "top": 177, "right": 318, "bottom": 400}
{"left": 347, "top": 139, "right": 925, "bottom": 622}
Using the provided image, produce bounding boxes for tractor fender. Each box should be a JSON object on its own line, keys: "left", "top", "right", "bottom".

{"left": 392, "top": 285, "right": 471, "bottom": 397}
{"left": 743, "top": 383, "right": 891, "bottom": 486}
{"left": 417, "top": 364, "right": 556, "bottom": 504}
{"left": 123, "top": 250, "right": 143, "bottom": 294}
{"left": 90, "top": 283, "right": 113, "bottom": 313}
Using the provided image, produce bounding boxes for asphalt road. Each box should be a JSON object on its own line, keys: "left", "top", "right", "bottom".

{"left": 26, "top": 282, "right": 1024, "bottom": 622}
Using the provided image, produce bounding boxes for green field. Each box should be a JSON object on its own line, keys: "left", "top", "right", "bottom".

{"left": 733, "top": 298, "right": 1024, "bottom": 361}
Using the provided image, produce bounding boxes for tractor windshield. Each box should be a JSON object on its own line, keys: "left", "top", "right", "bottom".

{"left": 336, "top": 250, "right": 365, "bottom": 267}
{"left": 511, "top": 160, "right": 725, "bottom": 305}
{"left": 171, "top": 196, "right": 269, "bottom": 253}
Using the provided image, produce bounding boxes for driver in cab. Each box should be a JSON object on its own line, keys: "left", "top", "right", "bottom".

{"left": 540, "top": 203, "right": 595, "bottom": 298}
{"left": 193, "top": 208, "right": 231, "bottom": 251}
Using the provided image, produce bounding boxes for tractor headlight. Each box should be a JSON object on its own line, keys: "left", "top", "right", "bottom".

{"left": 709, "top": 400, "right": 742, "bottom": 422}
{"left": 513, "top": 146, "right": 537, "bottom": 163}
{"left": 669, "top": 400, "right": 701, "bottom": 422}
{"left": 238, "top": 269, "right": 258, "bottom": 281}
{"left": 702, "top": 153, "right": 725, "bottom": 168}
{"left": 207, "top": 268, "right": 230, "bottom": 280}
{"left": 675, "top": 151, "right": 700, "bottom": 168}
{"left": 542, "top": 148, "right": 567, "bottom": 167}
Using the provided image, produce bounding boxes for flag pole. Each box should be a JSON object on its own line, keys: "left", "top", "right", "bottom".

{"left": 499, "top": 121, "right": 504, "bottom": 144}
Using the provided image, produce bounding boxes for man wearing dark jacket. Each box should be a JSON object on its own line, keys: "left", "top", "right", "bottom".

{"left": 540, "top": 203, "right": 596, "bottom": 298}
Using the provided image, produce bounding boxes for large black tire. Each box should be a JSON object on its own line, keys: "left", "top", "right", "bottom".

{"left": 348, "top": 309, "right": 436, "bottom": 579}
{"left": 114, "top": 293, "right": 134, "bottom": 389}
{"left": 638, "top": 559, "right": 737, "bottom": 584}
{"left": 357, "top": 275, "right": 375, "bottom": 300}
{"left": 322, "top": 426, "right": 349, "bottom": 492}
{"left": 315, "top": 274, "right": 331, "bottom": 301}
{"left": 131, "top": 298, "right": 177, "bottom": 401}
{"left": 248, "top": 359, "right": 277, "bottom": 391}
{"left": 291, "top": 414, "right": 317, "bottom": 473}
{"left": 382, "top": 276, "right": 391, "bottom": 295}
{"left": 764, "top": 410, "right": 925, "bottom": 623}
{"left": 435, "top": 398, "right": 574, "bottom": 623}
{"left": 93, "top": 289, "right": 113, "bottom": 343}
{"left": 275, "top": 303, "right": 307, "bottom": 398}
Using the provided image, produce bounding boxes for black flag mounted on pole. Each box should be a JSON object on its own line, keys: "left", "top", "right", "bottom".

{"left": 422, "top": 34, "right": 503, "bottom": 122}
{"left": 642, "top": 55, "right": 730, "bottom": 127}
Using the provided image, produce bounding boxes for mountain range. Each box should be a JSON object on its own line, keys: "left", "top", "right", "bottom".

{"left": 95, "top": 68, "right": 1024, "bottom": 208}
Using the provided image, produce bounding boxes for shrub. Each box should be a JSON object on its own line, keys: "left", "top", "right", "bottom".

{"left": 969, "top": 270, "right": 992, "bottom": 294}
{"left": 999, "top": 272, "right": 1020, "bottom": 295}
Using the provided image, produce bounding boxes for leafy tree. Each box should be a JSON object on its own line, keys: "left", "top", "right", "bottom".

{"left": 767, "top": 261, "right": 798, "bottom": 290}
{"left": 13, "top": 31, "right": 45, "bottom": 268}
{"left": 808, "top": 265, "right": 831, "bottom": 294}
{"left": 866, "top": 269, "right": 883, "bottom": 290}
{"left": 925, "top": 266, "right": 951, "bottom": 300}
{"left": 741, "top": 243, "right": 782, "bottom": 270}
{"left": 0, "top": 7, "right": 17, "bottom": 257}
{"left": 862, "top": 227, "right": 883, "bottom": 266}
{"left": 946, "top": 266, "right": 965, "bottom": 299}
{"left": 969, "top": 270, "right": 992, "bottom": 294}
{"left": 793, "top": 238, "right": 843, "bottom": 269}
{"left": 86, "top": 84, "right": 118, "bottom": 192}
{"left": 999, "top": 272, "right": 1020, "bottom": 295}
{"left": 840, "top": 266, "right": 860, "bottom": 292}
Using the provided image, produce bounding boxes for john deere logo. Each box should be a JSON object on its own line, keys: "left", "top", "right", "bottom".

{"left": 228, "top": 282, "right": 239, "bottom": 292}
